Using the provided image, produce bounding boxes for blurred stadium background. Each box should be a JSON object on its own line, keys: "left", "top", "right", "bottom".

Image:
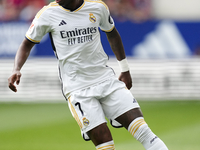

{"left": 0, "top": 0, "right": 200, "bottom": 150}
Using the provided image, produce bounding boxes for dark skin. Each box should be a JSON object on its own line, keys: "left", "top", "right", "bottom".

{"left": 56, "top": 0, "right": 83, "bottom": 11}
{"left": 8, "top": 0, "right": 143, "bottom": 147}
{"left": 87, "top": 28, "right": 143, "bottom": 146}
{"left": 8, "top": 39, "right": 35, "bottom": 92}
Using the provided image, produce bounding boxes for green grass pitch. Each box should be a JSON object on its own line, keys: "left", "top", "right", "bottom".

{"left": 0, "top": 101, "right": 200, "bottom": 150}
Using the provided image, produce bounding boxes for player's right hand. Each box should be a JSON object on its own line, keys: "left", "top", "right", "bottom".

{"left": 8, "top": 71, "right": 22, "bottom": 92}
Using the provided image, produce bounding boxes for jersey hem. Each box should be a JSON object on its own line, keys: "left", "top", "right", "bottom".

{"left": 101, "top": 25, "right": 115, "bottom": 33}
{"left": 25, "top": 35, "right": 40, "bottom": 44}
{"left": 66, "top": 74, "right": 116, "bottom": 98}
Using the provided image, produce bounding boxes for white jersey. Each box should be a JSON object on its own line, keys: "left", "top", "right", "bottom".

{"left": 26, "top": 0, "right": 115, "bottom": 96}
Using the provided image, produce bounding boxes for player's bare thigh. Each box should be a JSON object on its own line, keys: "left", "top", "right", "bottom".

{"left": 115, "top": 108, "right": 143, "bottom": 129}
{"left": 87, "top": 123, "right": 113, "bottom": 146}
{"left": 87, "top": 108, "right": 143, "bottom": 146}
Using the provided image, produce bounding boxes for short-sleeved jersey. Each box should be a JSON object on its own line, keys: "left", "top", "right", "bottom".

{"left": 26, "top": 0, "right": 115, "bottom": 96}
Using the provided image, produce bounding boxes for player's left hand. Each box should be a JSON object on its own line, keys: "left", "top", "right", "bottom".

{"left": 118, "top": 71, "right": 132, "bottom": 90}
{"left": 8, "top": 71, "right": 22, "bottom": 92}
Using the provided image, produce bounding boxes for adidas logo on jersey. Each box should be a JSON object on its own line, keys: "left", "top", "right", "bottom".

{"left": 59, "top": 20, "right": 67, "bottom": 26}
{"left": 133, "top": 98, "right": 137, "bottom": 103}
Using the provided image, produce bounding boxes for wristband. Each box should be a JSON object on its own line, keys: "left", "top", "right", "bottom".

{"left": 117, "top": 58, "right": 130, "bottom": 72}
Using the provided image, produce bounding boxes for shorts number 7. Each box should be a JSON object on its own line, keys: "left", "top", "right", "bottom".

{"left": 75, "top": 102, "right": 84, "bottom": 116}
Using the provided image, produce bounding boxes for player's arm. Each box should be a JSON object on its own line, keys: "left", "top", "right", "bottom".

{"left": 8, "top": 38, "right": 35, "bottom": 92}
{"left": 106, "top": 27, "right": 132, "bottom": 89}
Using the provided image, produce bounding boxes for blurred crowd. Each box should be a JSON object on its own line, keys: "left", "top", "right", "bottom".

{"left": 0, "top": 0, "right": 151, "bottom": 22}
{"left": 104, "top": 0, "right": 151, "bottom": 22}
{"left": 0, "top": 0, "right": 52, "bottom": 22}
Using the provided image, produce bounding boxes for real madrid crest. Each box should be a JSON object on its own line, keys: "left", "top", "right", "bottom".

{"left": 89, "top": 13, "right": 96, "bottom": 23}
{"left": 83, "top": 117, "right": 90, "bottom": 126}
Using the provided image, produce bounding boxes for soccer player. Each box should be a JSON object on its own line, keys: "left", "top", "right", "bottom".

{"left": 8, "top": 0, "right": 168, "bottom": 149}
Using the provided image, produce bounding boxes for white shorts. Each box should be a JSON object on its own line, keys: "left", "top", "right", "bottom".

{"left": 67, "top": 76, "right": 140, "bottom": 141}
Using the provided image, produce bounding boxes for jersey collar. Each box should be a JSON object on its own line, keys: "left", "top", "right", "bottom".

{"left": 59, "top": 0, "right": 85, "bottom": 12}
